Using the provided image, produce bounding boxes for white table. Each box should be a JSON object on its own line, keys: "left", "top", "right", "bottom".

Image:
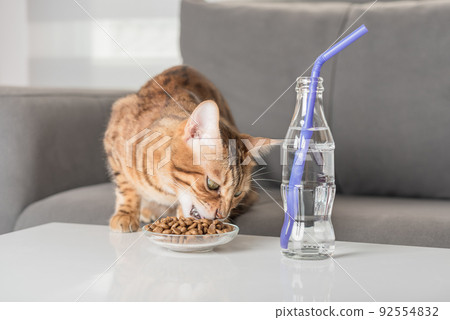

{"left": 0, "top": 223, "right": 449, "bottom": 301}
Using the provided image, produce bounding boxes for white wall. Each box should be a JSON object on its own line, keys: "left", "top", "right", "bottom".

{"left": 27, "top": 0, "right": 182, "bottom": 90}
{"left": 1, "top": 1, "right": 254, "bottom": 90}
{"left": 0, "top": 0, "right": 29, "bottom": 86}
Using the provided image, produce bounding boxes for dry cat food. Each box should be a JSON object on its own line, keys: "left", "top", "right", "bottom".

{"left": 144, "top": 216, "right": 234, "bottom": 235}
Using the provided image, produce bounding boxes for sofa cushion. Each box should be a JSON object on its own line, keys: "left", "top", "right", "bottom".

{"left": 332, "top": 195, "right": 450, "bottom": 249}
{"left": 15, "top": 182, "right": 450, "bottom": 248}
{"left": 15, "top": 183, "right": 116, "bottom": 231}
{"left": 14, "top": 182, "right": 285, "bottom": 234}
{"left": 238, "top": 193, "right": 450, "bottom": 249}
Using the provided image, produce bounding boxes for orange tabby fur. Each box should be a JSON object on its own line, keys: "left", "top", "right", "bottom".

{"left": 104, "top": 65, "right": 270, "bottom": 232}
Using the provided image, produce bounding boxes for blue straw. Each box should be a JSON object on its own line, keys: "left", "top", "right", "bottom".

{"left": 281, "top": 25, "right": 368, "bottom": 249}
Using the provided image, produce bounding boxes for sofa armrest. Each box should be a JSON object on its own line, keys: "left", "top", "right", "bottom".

{"left": 0, "top": 87, "right": 131, "bottom": 234}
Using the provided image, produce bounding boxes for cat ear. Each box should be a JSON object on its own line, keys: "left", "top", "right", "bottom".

{"left": 184, "top": 100, "right": 220, "bottom": 141}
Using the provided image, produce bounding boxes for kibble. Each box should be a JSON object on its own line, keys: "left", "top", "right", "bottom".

{"left": 144, "top": 217, "right": 234, "bottom": 235}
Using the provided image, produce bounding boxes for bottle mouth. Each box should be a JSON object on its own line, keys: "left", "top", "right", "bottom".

{"left": 295, "top": 76, "right": 324, "bottom": 92}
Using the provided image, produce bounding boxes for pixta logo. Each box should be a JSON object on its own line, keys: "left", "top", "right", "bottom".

{"left": 126, "top": 129, "right": 276, "bottom": 175}
{"left": 126, "top": 129, "right": 171, "bottom": 175}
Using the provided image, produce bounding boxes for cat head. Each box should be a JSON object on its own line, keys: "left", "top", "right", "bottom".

{"left": 170, "top": 100, "right": 275, "bottom": 220}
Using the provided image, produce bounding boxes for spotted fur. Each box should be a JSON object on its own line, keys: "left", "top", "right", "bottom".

{"left": 104, "top": 65, "right": 271, "bottom": 232}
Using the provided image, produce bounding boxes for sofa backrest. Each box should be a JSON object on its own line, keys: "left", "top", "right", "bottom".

{"left": 180, "top": 0, "right": 450, "bottom": 199}
{"left": 331, "top": 0, "right": 450, "bottom": 199}
{"left": 181, "top": 0, "right": 349, "bottom": 183}
{"left": 0, "top": 87, "right": 128, "bottom": 234}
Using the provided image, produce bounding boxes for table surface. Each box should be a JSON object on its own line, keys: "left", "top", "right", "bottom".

{"left": 1, "top": 223, "right": 449, "bottom": 302}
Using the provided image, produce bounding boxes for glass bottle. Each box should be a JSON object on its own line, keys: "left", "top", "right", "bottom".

{"left": 281, "top": 77, "right": 336, "bottom": 260}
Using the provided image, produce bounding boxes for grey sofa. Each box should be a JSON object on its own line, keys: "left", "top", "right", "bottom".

{"left": 1, "top": 0, "right": 449, "bottom": 248}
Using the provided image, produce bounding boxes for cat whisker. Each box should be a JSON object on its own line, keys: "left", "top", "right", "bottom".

{"left": 250, "top": 185, "right": 265, "bottom": 191}
{"left": 251, "top": 171, "right": 273, "bottom": 178}
{"left": 252, "top": 178, "right": 281, "bottom": 183}
{"left": 250, "top": 167, "right": 266, "bottom": 177}
{"left": 251, "top": 167, "right": 264, "bottom": 175}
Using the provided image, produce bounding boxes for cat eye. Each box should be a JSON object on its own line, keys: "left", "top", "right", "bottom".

{"left": 206, "top": 177, "right": 220, "bottom": 190}
{"left": 234, "top": 191, "right": 242, "bottom": 197}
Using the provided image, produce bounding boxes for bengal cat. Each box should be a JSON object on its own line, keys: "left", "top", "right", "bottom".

{"left": 104, "top": 65, "right": 273, "bottom": 232}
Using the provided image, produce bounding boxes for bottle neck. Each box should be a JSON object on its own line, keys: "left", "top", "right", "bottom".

{"left": 296, "top": 76, "right": 324, "bottom": 93}
{"left": 290, "top": 77, "right": 326, "bottom": 129}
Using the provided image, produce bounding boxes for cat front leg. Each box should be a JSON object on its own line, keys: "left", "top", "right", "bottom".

{"left": 109, "top": 176, "right": 141, "bottom": 232}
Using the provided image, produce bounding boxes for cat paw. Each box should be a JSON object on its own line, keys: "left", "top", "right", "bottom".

{"left": 109, "top": 213, "right": 140, "bottom": 232}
